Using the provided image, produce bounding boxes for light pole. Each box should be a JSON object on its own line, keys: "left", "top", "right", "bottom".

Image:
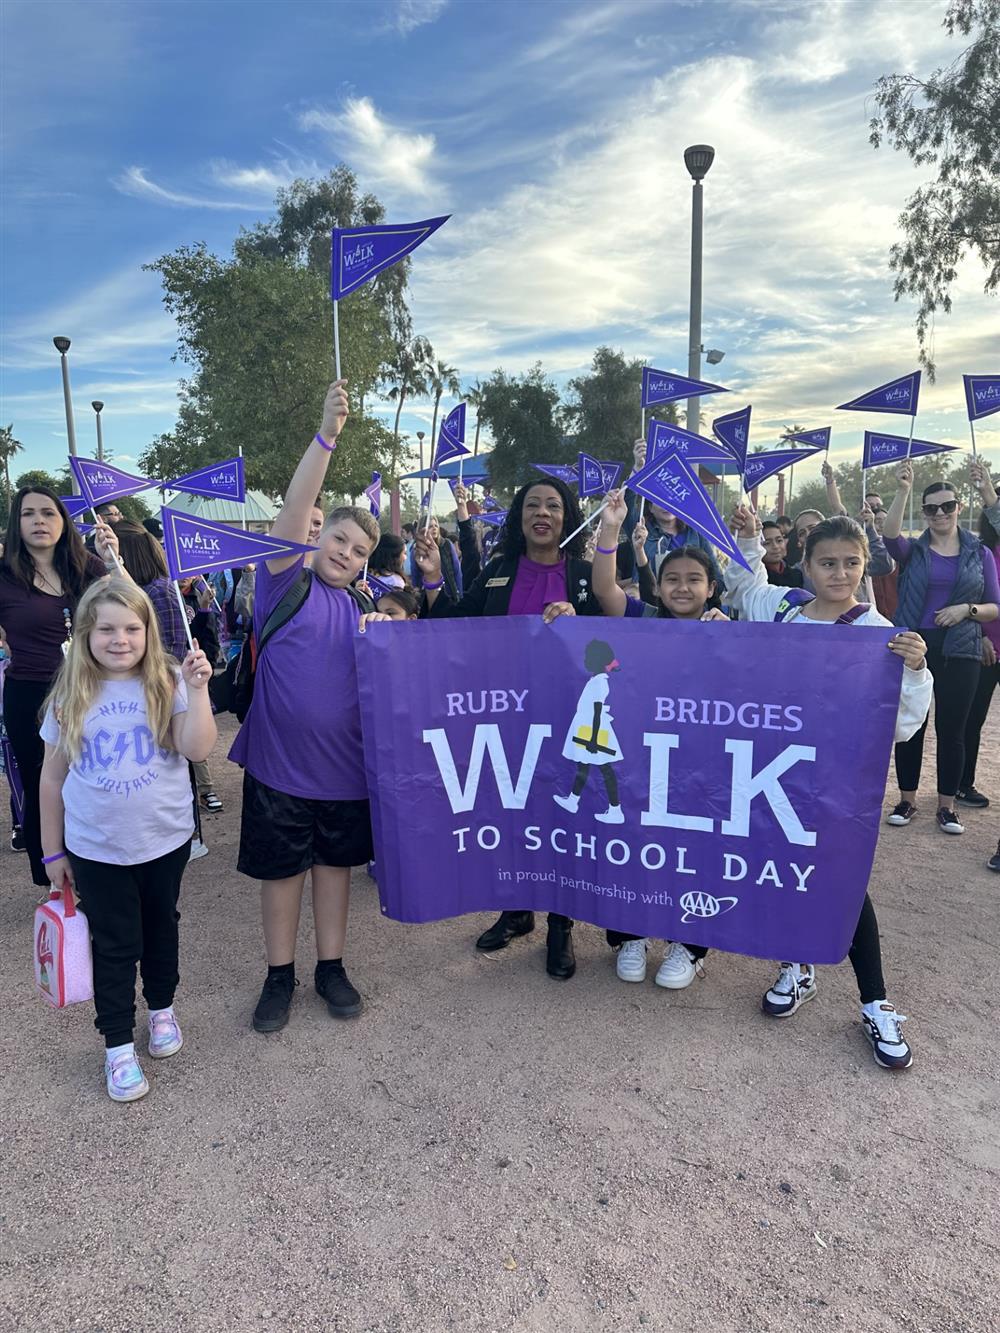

{"left": 53, "top": 337, "right": 79, "bottom": 477}
{"left": 684, "top": 145, "right": 715, "bottom": 436}
{"left": 416, "top": 430, "right": 426, "bottom": 476}
{"left": 91, "top": 400, "right": 105, "bottom": 462}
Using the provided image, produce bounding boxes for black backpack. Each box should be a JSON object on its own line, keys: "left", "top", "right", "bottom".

{"left": 224, "top": 570, "right": 373, "bottom": 722}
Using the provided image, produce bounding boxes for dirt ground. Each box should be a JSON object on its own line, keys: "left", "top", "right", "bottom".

{"left": 2, "top": 708, "right": 998, "bottom": 1333}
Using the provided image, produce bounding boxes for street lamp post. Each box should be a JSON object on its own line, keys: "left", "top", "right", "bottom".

{"left": 53, "top": 338, "right": 79, "bottom": 483}
{"left": 684, "top": 145, "right": 715, "bottom": 436}
{"left": 416, "top": 430, "right": 426, "bottom": 476}
{"left": 92, "top": 400, "right": 105, "bottom": 462}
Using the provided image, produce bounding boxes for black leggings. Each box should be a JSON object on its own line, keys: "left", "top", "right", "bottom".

{"left": 570, "top": 762, "right": 619, "bottom": 805}
{"left": 961, "top": 661, "right": 999, "bottom": 789}
{"left": 894, "top": 641, "right": 980, "bottom": 798}
{"left": 2, "top": 676, "right": 51, "bottom": 886}
{"left": 69, "top": 840, "right": 190, "bottom": 1048}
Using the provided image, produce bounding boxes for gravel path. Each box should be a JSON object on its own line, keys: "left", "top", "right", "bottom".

{"left": 2, "top": 710, "right": 998, "bottom": 1333}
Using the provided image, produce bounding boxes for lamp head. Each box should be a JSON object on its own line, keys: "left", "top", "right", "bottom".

{"left": 92, "top": 400, "right": 104, "bottom": 413}
{"left": 53, "top": 336, "right": 71, "bottom": 354}
{"left": 684, "top": 145, "right": 715, "bottom": 181}
{"left": 416, "top": 430, "right": 425, "bottom": 441}
{"left": 705, "top": 349, "right": 725, "bottom": 366}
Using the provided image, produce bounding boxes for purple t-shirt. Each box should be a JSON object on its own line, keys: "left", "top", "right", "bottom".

{"left": 228, "top": 560, "right": 367, "bottom": 800}
{"left": 507, "top": 558, "right": 568, "bottom": 616}
{"left": 885, "top": 537, "right": 1000, "bottom": 629}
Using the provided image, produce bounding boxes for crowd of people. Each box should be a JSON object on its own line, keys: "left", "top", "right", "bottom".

{"left": 2, "top": 379, "right": 998, "bottom": 1102}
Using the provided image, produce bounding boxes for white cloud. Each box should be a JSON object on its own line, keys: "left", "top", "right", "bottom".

{"left": 114, "top": 165, "right": 265, "bottom": 211}
{"left": 390, "top": 0, "right": 448, "bottom": 36}
{"left": 209, "top": 160, "right": 296, "bottom": 193}
{"left": 299, "top": 97, "right": 438, "bottom": 199}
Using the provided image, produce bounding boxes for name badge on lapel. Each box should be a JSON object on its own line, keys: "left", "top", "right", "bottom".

{"left": 486, "top": 577, "right": 510, "bottom": 588}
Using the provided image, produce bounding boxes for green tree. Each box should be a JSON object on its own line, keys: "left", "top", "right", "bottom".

{"left": 477, "top": 364, "right": 568, "bottom": 496}
{"left": 141, "top": 170, "right": 409, "bottom": 499}
{"left": 384, "top": 335, "right": 433, "bottom": 481}
{"left": 428, "top": 358, "right": 461, "bottom": 452}
{"left": 15, "top": 468, "right": 66, "bottom": 495}
{"left": 463, "top": 381, "right": 486, "bottom": 455}
{"left": 563, "top": 347, "right": 680, "bottom": 464}
{"left": 0, "top": 424, "right": 24, "bottom": 524}
{"left": 869, "top": 0, "right": 1000, "bottom": 376}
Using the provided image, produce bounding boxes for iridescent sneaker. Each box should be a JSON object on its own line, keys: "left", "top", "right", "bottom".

{"left": 105, "top": 1050, "right": 150, "bottom": 1102}
{"left": 148, "top": 1009, "right": 183, "bottom": 1058}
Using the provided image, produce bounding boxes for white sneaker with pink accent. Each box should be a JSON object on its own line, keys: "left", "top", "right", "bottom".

{"left": 148, "top": 1008, "right": 183, "bottom": 1059}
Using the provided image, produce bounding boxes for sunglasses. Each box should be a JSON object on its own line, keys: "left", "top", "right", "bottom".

{"left": 922, "top": 500, "right": 959, "bottom": 516}
{"left": 869, "top": 506, "right": 886, "bottom": 515}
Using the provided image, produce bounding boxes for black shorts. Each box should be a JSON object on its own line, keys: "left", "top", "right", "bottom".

{"left": 237, "top": 771, "right": 374, "bottom": 880}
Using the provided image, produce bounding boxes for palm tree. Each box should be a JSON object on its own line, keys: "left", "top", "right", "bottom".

{"left": 428, "top": 358, "right": 461, "bottom": 451}
{"left": 463, "top": 381, "right": 485, "bottom": 456}
{"left": 385, "top": 336, "right": 433, "bottom": 481}
{"left": 0, "top": 423, "right": 24, "bottom": 513}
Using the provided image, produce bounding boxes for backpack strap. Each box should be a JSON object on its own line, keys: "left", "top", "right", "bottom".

{"left": 256, "top": 569, "right": 313, "bottom": 656}
{"left": 772, "top": 587, "right": 814, "bottom": 622}
{"left": 344, "top": 582, "right": 376, "bottom": 616}
{"left": 836, "top": 603, "right": 871, "bottom": 625}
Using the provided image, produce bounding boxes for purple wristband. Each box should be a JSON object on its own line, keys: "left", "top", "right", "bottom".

{"left": 596, "top": 544, "right": 617, "bottom": 555}
{"left": 423, "top": 577, "right": 445, "bottom": 591}
{"left": 315, "top": 433, "right": 336, "bottom": 452}
{"left": 41, "top": 851, "right": 65, "bottom": 865}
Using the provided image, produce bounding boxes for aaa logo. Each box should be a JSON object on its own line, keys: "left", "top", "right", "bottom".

{"left": 679, "top": 891, "right": 738, "bottom": 922}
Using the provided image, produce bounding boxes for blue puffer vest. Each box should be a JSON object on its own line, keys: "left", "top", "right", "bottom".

{"left": 894, "top": 528, "right": 985, "bottom": 660}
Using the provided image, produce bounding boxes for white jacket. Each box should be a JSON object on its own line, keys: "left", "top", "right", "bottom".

{"left": 725, "top": 536, "right": 933, "bottom": 744}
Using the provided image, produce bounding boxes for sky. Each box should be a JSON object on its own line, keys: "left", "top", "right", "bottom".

{"left": 1, "top": 0, "right": 997, "bottom": 501}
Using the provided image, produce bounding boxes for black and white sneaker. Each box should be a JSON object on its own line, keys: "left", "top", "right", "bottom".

{"left": 887, "top": 801, "right": 916, "bottom": 826}
{"left": 10, "top": 825, "right": 26, "bottom": 852}
{"left": 861, "top": 1002, "right": 913, "bottom": 1070}
{"left": 762, "top": 963, "right": 817, "bottom": 1018}
{"left": 936, "top": 808, "right": 964, "bottom": 835}
{"left": 955, "top": 786, "right": 990, "bottom": 809}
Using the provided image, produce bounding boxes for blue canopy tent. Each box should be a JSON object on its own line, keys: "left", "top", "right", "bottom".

{"left": 401, "top": 453, "right": 493, "bottom": 483}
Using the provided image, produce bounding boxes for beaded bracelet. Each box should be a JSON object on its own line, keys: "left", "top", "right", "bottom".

{"left": 595, "top": 545, "right": 618, "bottom": 555}
{"left": 423, "top": 577, "right": 445, "bottom": 591}
{"left": 315, "top": 433, "right": 336, "bottom": 452}
{"left": 41, "top": 851, "right": 65, "bottom": 865}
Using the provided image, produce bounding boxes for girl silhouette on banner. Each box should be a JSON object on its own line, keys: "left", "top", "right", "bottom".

{"left": 554, "top": 639, "right": 624, "bottom": 823}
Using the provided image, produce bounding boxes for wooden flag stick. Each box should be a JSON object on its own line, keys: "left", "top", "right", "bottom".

{"left": 333, "top": 300, "right": 342, "bottom": 381}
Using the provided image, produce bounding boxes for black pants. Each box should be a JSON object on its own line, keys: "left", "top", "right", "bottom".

{"left": 606, "top": 930, "right": 707, "bottom": 958}
{"left": 894, "top": 641, "right": 980, "bottom": 797}
{"left": 2, "top": 677, "right": 50, "bottom": 886}
{"left": 69, "top": 840, "right": 190, "bottom": 1048}
{"left": 570, "top": 762, "right": 619, "bottom": 805}
{"left": 961, "top": 661, "right": 999, "bottom": 789}
{"left": 846, "top": 893, "right": 885, "bottom": 1005}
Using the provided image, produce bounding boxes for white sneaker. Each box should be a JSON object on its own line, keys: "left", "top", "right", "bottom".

{"left": 105, "top": 1049, "right": 150, "bottom": 1102}
{"left": 188, "top": 837, "right": 209, "bottom": 861}
{"left": 762, "top": 963, "right": 817, "bottom": 1017}
{"left": 861, "top": 1001, "right": 913, "bottom": 1070}
{"left": 655, "top": 941, "right": 699, "bottom": 990}
{"left": 595, "top": 805, "right": 625, "bottom": 824}
{"left": 553, "top": 792, "right": 580, "bottom": 814}
{"left": 616, "top": 938, "right": 647, "bottom": 982}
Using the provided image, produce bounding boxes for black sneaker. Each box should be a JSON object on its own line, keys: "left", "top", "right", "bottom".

{"left": 887, "top": 801, "right": 916, "bottom": 826}
{"left": 988, "top": 841, "right": 1000, "bottom": 873}
{"left": 315, "top": 963, "right": 363, "bottom": 1019}
{"left": 10, "top": 825, "right": 26, "bottom": 853}
{"left": 252, "top": 970, "right": 296, "bottom": 1032}
{"left": 936, "top": 808, "right": 964, "bottom": 835}
{"left": 955, "top": 786, "right": 990, "bottom": 809}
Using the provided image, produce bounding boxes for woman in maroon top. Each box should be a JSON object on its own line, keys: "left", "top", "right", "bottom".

{"left": 0, "top": 486, "right": 114, "bottom": 884}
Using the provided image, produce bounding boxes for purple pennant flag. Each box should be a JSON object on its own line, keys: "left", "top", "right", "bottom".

{"left": 331, "top": 215, "right": 450, "bottom": 300}
{"left": 477, "top": 510, "right": 509, "bottom": 527}
{"left": 533, "top": 463, "right": 578, "bottom": 484}
{"left": 743, "top": 446, "right": 824, "bottom": 490}
{"left": 421, "top": 489, "right": 431, "bottom": 511}
{"left": 433, "top": 409, "right": 471, "bottom": 470}
{"left": 578, "top": 452, "right": 605, "bottom": 498}
{"left": 861, "top": 432, "right": 959, "bottom": 470}
{"left": 712, "top": 405, "right": 752, "bottom": 473}
{"left": 366, "top": 472, "right": 382, "bottom": 518}
{"left": 647, "top": 418, "right": 738, "bottom": 466}
{"left": 60, "top": 495, "right": 91, "bottom": 519}
{"left": 1, "top": 730, "right": 25, "bottom": 826}
{"left": 481, "top": 494, "right": 503, "bottom": 512}
{"left": 363, "top": 573, "right": 403, "bottom": 603}
{"left": 160, "top": 506, "right": 314, "bottom": 579}
{"left": 442, "top": 403, "right": 466, "bottom": 443}
{"left": 625, "top": 451, "right": 751, "bottom": 572}
{"left": 963, "top": 374, "right": 1000, "bottom": 421}
{"left": 166, "top": 456, "right": 246, "bottom": 504}
{"left": 69, "top": 457, "right": 159, "bottom": 507}
{"left": 782, "top": 427, "right": 831, "bottom": 450}
{"left": 641, "top": 367, "right": 729, "bottom": 409}
{"left": 837, "top": 372, "right": 921, "bottom": 416}
{"left": 74, "top": 522, "right": 97, "bottom": 536}
{"left": 599, "top": 462, "right": 624, "bottom": 492}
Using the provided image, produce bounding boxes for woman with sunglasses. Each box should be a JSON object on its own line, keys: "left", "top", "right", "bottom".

{"left": 883, "top": 461, "right": 1000, "bottom": 835}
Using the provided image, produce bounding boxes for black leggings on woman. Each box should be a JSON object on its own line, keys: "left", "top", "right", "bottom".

{"left": 894, "top": 638, "right": 981, "bottom": 798}
{"left": 961, "top": 661, "right": 999, "bottom": 790}
{"left": 2, "top": 677, "right": 50, "bottom": 887}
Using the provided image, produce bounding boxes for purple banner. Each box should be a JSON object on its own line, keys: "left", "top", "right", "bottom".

{"left": 331, "top": 215, "right": 450, "bottom": 300}
{"left": 837, "top": 372, "right": 920, "bottom": 416}
{"left": 711, "top": 405, "right": 752, "bottom": 473}
{"left": 160, "top": 505, "right": 314, "bottom": 579}
{"left": 68, "top": 457, "right": 158, "bottom": 507}
{"left": 782, "top": 427, "right": 831, "bottom": 450}
{"left": 861, "top": 432, "right": 959, "bottom": 470}
{"left": 357, "top": 618, "right": 903, "bottom": 962}
{"left": 167, "top": 456, "right": 246, "bottom": 503}
{"left": 533, "top": 463, "right": 577, "bottom": 484}
{"left": 963, "top": 373, "right": 1000, "bottom": 422}
{"left": 641, "top": 367, "right": 729, "bottom": 409}
{"left": 626, "top": 451, "right": 751, "bottom": 572}
{"left": 743, "top": 446, "right": 823, "bottom": 490}
{"left": 578, "top": 452, "right": 605, "bottom": 498}
{"left": 647, "top": 419, "right": 737, "bottom": 467}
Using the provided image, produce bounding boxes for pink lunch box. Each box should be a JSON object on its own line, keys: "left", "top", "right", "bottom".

{"left": 34, "top": 888, "right": 94, "bottom": 1008}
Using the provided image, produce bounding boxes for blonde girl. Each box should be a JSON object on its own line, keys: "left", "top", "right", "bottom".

{"left": 38, "top": 578, "right": 216, "bottom": 1102}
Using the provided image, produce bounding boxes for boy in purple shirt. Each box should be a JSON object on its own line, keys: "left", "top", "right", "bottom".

{"left": 229, "top": 382, "right": 386, "bottom": 1033}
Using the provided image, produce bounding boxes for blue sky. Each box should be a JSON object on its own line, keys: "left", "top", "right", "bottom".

{"left": 2, "top": 0, "right": 996, "bottom": 502}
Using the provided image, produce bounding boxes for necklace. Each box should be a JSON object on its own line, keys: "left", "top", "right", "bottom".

{"left": 34, "top": 567, "right": 62, "bottom": 596}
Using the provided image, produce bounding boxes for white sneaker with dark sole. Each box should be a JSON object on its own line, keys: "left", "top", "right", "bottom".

{"left": 616, "top": 938, "right": 648, "bottom": 982}
{"left": 762, "top": 963, "right": 817, "bottom": 1017}
{"left": 861, "top": 1002, "right": 913, "bottom": 1070}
